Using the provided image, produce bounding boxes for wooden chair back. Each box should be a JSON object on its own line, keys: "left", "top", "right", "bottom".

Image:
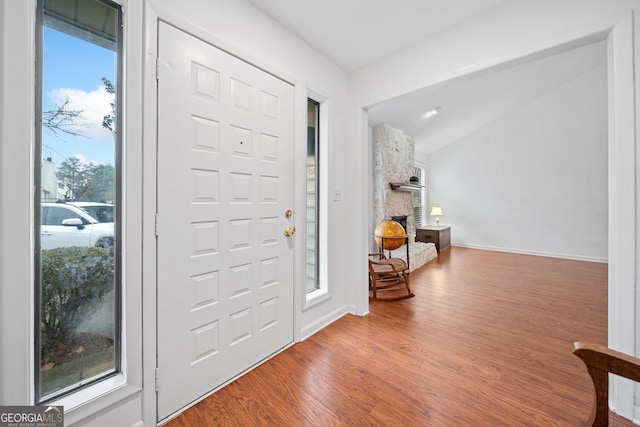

{"left": 573, "top": 341, "right": 640, "bottom": 426}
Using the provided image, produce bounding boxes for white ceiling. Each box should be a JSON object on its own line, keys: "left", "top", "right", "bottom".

{"left": 247, "top": 0, "right": 506, "bottom": 72}
{"left": 246, "top": 1, "right": 607, "bottom": 156}
{"left": 367, "top": 40, "right": 607, "bottom": 155}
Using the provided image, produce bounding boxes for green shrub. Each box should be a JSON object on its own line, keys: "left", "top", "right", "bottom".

{"left": 40, "top": 246, "right": 114, "bottom": 364}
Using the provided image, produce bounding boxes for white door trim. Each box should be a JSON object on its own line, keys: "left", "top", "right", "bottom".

{"left": 607, "top": 11, "right": 637, "bottom": 420}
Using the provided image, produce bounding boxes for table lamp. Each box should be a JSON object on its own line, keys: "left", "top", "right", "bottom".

{"left": 430, "top": 206, "right": 444, "bottom": 225}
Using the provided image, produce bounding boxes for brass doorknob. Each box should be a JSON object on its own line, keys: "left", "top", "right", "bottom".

{"left": 284, "top": 227, "right": 296, "bottom": 237}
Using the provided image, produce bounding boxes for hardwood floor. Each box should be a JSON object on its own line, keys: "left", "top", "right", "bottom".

{"left": 166, "top": 247, "right": 634, "bottom": 426}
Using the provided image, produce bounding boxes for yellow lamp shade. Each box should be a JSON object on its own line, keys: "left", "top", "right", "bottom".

{"left": 430, "top": 206, "right": 444, "bottom": 217}
{"left": 374, "top": 218, "right": 407, "bottom": 251}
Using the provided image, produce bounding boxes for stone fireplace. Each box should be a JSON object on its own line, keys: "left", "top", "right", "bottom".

{"left": 372, "top": 123, "right": 415, "bottom": 237}
{"left": 371, "top": 123, "right": 438, "bottom": 272}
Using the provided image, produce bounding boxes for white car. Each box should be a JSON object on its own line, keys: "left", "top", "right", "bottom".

{"left": 41, "top": 202, "right": 114, "bottom": 250}
{"left": 67, "top": 201, "right": 115, "bottom": 223}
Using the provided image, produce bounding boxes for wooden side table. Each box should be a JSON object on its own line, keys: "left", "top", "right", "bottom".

{"left": 415, "top": 226, "right": 451, "bottom": 253}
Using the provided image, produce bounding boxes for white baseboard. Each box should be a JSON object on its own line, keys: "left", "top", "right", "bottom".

{"left": 452, "top": 242, "right": 608, "bottom": 263}
{"left": 299, "top": 304, "right": 354, "bottom": 341}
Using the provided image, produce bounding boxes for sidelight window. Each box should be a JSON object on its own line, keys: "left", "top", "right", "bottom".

{"left": 35, "top": 0, "right": 122, "bottom": 402}
{"left": 306, "top": 99, "right": 320, "bottom": 293}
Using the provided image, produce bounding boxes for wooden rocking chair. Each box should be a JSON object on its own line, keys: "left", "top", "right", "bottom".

{"left": 368, "top": 253, "right": 414, "bottom": 301}
{"left": 573, "top": 341, "right": 640, "bottom": 426}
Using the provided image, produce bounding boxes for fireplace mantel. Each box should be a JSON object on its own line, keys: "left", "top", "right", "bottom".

{"left": 389, "top": 182, "right": 422, "bottom": 192}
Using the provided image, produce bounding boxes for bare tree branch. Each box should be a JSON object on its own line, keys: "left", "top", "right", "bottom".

{"left": 42, "top": 98, "right": 87, "bottom": 138}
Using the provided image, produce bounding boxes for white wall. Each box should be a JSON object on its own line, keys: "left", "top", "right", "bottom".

{"left": 351, "top": 0, "right": 639, "bottom": 108}
{"left": 427, "top": 62, "right": 608, "bottom": 261}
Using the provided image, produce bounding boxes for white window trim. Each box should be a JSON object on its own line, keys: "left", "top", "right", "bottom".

{"left": 50, "top": 378, "right": 139, "bottom": 425}
{"left": 15, "top": 1, "right": 145, "bottom": 424}
{"left": 304, "top": 91, "right": 329, "bottom": 310}
{"left": 0, "top": 0, "right": 37, "bottom": 406}
{"left": 414, "top": 162, "right": 427, "bottom": 228}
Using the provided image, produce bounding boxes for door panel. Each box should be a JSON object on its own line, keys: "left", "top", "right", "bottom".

{"left": 156, "top": 23, "right": 295, "bottom": 421}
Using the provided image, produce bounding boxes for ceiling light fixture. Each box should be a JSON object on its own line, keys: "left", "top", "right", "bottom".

{"left": 424, "top": 106, "right": 441, "bottom": 119}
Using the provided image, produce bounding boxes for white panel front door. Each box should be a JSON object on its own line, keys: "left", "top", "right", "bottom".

{"left": 156, "top": 22, "right": 295, "bottom": 421}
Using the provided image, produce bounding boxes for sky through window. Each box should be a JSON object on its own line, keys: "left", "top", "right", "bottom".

{"left": 42, "top": 27, "right": 116, "bottom": 167}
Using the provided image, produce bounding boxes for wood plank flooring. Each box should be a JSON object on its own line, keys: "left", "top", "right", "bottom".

{"left": 166, "top": 247, "right": 634, "bottom": 426}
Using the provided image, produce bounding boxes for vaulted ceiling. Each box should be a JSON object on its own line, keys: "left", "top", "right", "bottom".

{"left": 247, "top": 0, "right": 506, "bottom": 72}
{"left": 366, "top": 40, "right": 607, "bottom": 155}
{"left": 246, "top": 1, "right": 607, "bottom": 156}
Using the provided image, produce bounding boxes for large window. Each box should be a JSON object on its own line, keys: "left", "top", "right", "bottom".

{"left": 306, "top": 99, "right": 320, "bottom": 293}
{"left": 35, "top": 0, "right": 122, "bottom": 402}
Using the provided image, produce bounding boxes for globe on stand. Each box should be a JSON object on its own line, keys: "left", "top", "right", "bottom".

{"left": 374, "top": 218, "right": 407, "bottom": 251}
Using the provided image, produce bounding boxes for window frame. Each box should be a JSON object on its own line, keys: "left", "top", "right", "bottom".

{"left": 413, "top": 164, "right": 426, "bottom": 229}
{"left": 34, "top": 0, "right": 124, "bottom": 404}
{"left": 305, "top": 98, "right": 320, "bottom": 294}
{"left": 304, "top": 93, "right": 330, "bottom": 308}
